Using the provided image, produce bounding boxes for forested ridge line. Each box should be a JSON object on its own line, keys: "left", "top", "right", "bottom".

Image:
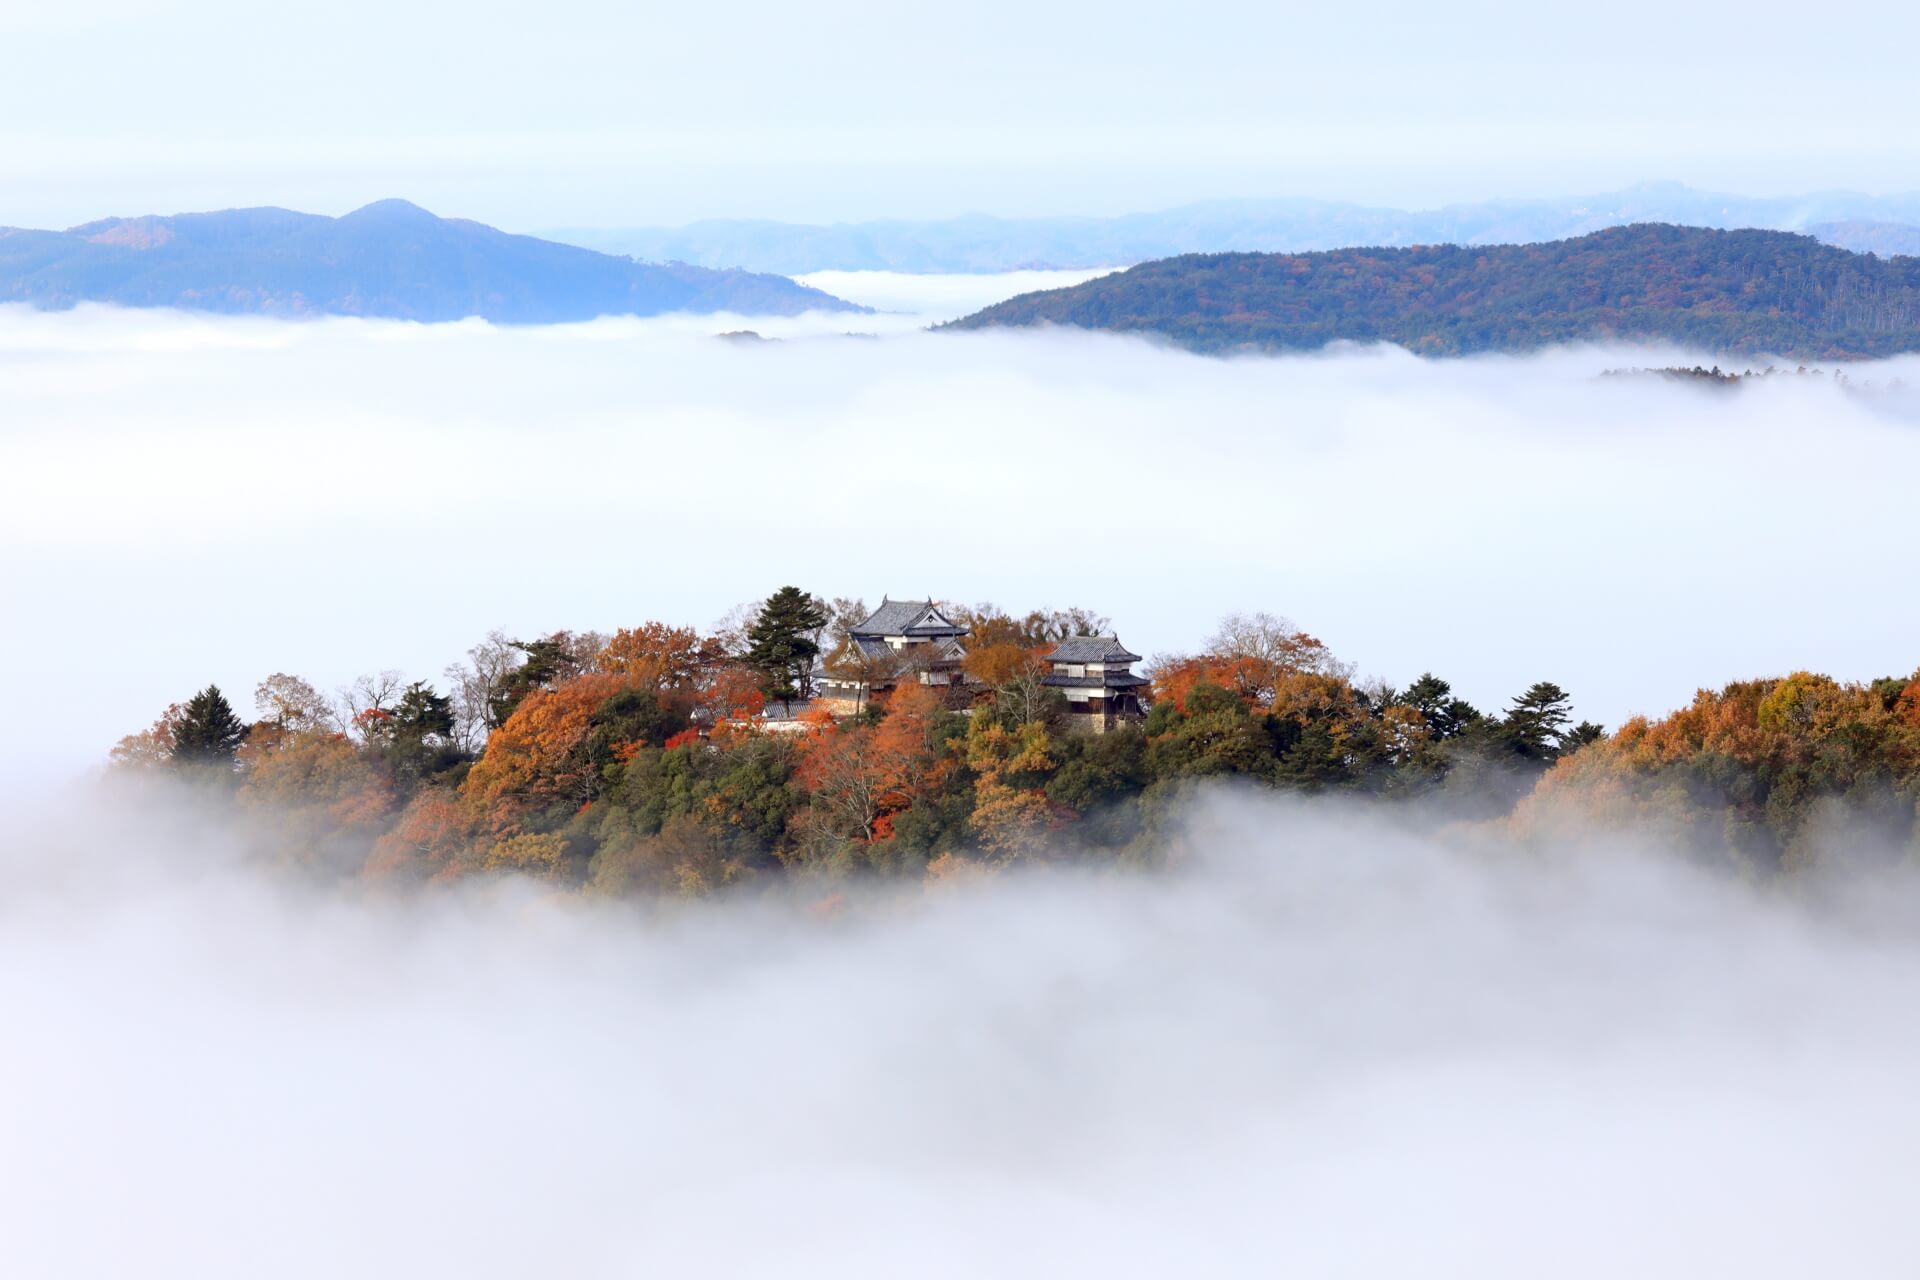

{"left": 113, "top": 591, "right": 1920, "bottom": 892}
{"left": 945, "top": 224, "right": 1920, "bottom": 358}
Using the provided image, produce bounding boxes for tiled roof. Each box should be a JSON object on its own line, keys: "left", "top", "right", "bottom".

{"left": 1046, "top": 635, "right": 1142, "bottom": 665}
{"left": 851, "top": 597, "right": 966, "bottom": 639}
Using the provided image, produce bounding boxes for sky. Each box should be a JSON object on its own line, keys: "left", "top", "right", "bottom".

{"left": 2, "top": 0, "right": 1917, "bottom": 229}
{"left": 4, "top": 283, "right": 1917, "bottom": 785}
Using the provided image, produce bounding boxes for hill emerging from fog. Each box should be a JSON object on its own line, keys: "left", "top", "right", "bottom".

{"left": 944, "top": 225, "right": 1920, "bottom": 358}
{"left": 546, "top": 182, "right": 1920, "bottom": 274}
{"left": 0, "top": 200, "right": 861, "bottom": 322}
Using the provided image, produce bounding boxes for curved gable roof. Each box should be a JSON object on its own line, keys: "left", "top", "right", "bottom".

{"left": 1046, "top": 635, "right": 1142, "bottom": 665}
{"left": 850, "top": 597, "right": 967, "bottom": 638}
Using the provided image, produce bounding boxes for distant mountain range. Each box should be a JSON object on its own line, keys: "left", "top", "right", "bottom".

{"left": 545, "top": 183, "right": 1920, "bottom": 274}
{"left": 945, "top": 225, "right": 1920, "bottom": 359}
{"left": 1806, "top": 220, "right": 1920, "bottom": 259}
{"left": 0, "top": 199, "right": 860, "bottom": 321}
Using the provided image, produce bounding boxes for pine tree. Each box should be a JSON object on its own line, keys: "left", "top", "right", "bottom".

{"left": 490, "top": 633, "right": 589, "bottom": 727}
{"left": 385, "top": 681, "right": 462, "bottom": 787}
{"left": 392, "top": 680, "right": 456, "bottom": 744}
{"left": 170, "top": 684, "right": 249, "bottom": 768}
{"left": 1563, "top": 720, "right": 1606, "bottom": 752}
{"left": 1397, "top": 673, "right": 1482, "bottom": 740}
{"left": 743, "top": 586, "right": 829, "bottom": 711}
{"left": 1505, "top": 681, "right": 1574, "bottom": 759}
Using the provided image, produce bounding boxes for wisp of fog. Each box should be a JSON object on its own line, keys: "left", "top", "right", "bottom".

{"left": 3, "top": 783, "right": 1918, "bottom": 1277}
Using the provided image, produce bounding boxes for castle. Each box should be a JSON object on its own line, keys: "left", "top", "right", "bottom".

{"left": 812, "top": 597, "right": 1147, "bottom": 732}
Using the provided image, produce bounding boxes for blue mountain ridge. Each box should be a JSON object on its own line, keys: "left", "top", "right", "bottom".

{"left": 0, "top": 199, "right": 862, "bottom": 321}
{"left": 545, "top": 182, "right": 1920, "bottom": 274}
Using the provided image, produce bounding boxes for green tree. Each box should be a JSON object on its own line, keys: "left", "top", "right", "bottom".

{"left": 743, "top": 586, "right": 828, "bottom": 710}
{"left": 1563, "top": 720, "right": 1606, "bottom": 752}
{"left": 379, "top": 681, "right": 462, "bottom": 788}
{"left": 489, "top": 632, "right": 594, "bottom": 726}
{"left": 1396, "top": 673, "right": 1482, "bottom": 740}
{"left": 1506, "top": 681, "right": 1574, "bottom": 760}
{"left": 171, "top": 685, "right": 249, "bottom": 768}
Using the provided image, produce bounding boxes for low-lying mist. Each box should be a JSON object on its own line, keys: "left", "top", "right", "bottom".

{"left": 4, "top": 782, "right": 1918, "bottom": 1277}
{"left": 4, "top": 297, "right": 1918, "bottom": 783}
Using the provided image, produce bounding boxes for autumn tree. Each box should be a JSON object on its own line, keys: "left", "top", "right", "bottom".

{"left": 239, "top": 730, "right": 396, "bottom": 871}
{"left": 1206, "top": 612, "right": 1347, "bottom": 676}
{"left": 964, "top": 641, "right": 1058, "bottom": 727}
{"left": 965, "top": 713, "right": 1060, "bottom": 860}
{"left": 337, "top": 670, "right": 406, "bottom": 736}
{"left": 955, "top": 603, "right": 1112, "bottom": 648}
{"left": 254, "top": 673, "right": 331, "bottom": 735}
{"left": 1507, "top": 670, "right": 1920, "bottom": 872}
{"left": 795, "top": 683, "right": 947, "bottom": 852}
{"left": 481, "top": 832, "right": 573, "bottom": 881}
{"left": 598, "top": 622, "right": 703, "bottom": 692}
{"left": 489, "top": 632, "right": 605, "bottom": 726}
{"left": 462, "top": 673, "right": 635, "bottom": 829}
{"left": 364, "top": 788, "right": 481, "bottom": 883}
{"left": 1152, "top": 613, "right": 1348, "bottom": 714}
{"left": 694, "top": 662, "right": 767, "bottom": 728}
{"left": 110, "top": 703, "right": 184, "bottom": 770}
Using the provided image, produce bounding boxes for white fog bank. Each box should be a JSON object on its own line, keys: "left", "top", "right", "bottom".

{"left": 3, "top": 788, "right": 1919, "bottom": 1278}
{"left": 792, "top": 267, "right": 1120, "bottom": 325}
{"left": 2, "top": 303, "right": 1918, "bottom": 780}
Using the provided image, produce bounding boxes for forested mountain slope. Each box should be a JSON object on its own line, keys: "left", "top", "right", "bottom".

{"left": 0, "top": 199, "right": 860, "bottom": 321}
{"left": 945, "top": 224, "right": 1920, "bottom": 358}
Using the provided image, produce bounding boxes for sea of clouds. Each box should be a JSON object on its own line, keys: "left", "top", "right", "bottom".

{"left": 5, "top": 284, "right": 1920, "bottom": 1275}
{"left": 3, "top": 785, "right": 1919, "bottom": 1277}
{"left": 2, "top": 286, "right": 1916, "bottom": 783}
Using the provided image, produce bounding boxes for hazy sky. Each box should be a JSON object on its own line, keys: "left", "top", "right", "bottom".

{"left": 1, "top": 0, "right": 1915, "bottom": 229}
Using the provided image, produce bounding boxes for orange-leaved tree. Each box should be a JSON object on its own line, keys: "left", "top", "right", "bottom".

{"left": 965, "top": 714, "right": 1060, "bottom": 859}
{"left": 364, "top": 786, "right": 482, "bottom": 882}
{"left": 237, "top": 729, "right": 397, "bottom": 871}
{"left": 462, "top": 672, "right": 635, "bottom": 830}
{"left": 964, "top": 641, "right": 1055, "bottom": 725}
{"left": 598, "top": 622, "right": 705, "bottom": 692}
{"left": 1511, "top": 670, "right": 1920, "bottom": 872}
{"left": 795, "top": 682, "right": 949, "bottom": 847}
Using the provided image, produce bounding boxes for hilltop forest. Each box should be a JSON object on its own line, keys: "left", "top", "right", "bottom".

{"left": 111, "top": 590, "right": 1920, "bottom": 892}
{"left": 947, "top": 225, "right": 1920, "bottom": 358}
